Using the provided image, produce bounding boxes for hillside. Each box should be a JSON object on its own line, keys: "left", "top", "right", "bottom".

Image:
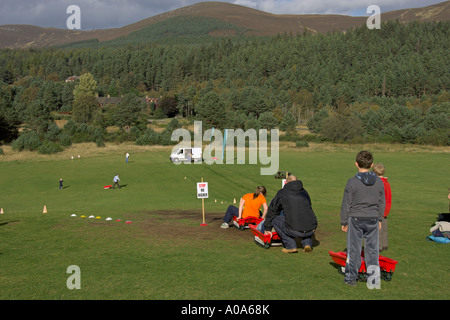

{"left": 0, "top": 1, "right": 449, "bottom": 49}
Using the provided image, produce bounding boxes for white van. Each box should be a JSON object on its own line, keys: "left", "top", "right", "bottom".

{"left": 170, "top": 147, "right": 202, "bottom": 163}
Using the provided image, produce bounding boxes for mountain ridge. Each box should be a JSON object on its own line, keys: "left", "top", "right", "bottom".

{"left": 0, "top": 1, "right": 449, "bottom": 49}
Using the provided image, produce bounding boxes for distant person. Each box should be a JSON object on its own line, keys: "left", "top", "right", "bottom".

{"left": 126, "top": 152, "right": 130, "bottom": 163}
{"left": 220, "top": 186, "right": 268, "bottom": 229}
{"left": 263, "top": 175, "right": 317, "bottom": 253}
{"left": 340, "top": 151, "right": 385, "bottom": 286}
{"left": 59, "top": 178, "right": 63, "bottom": 189}
{"left": 372, "top": 163, "right": 392, "bottom": 252}
{"left": 113, "top": 174, "right": 120, "bottom": 189}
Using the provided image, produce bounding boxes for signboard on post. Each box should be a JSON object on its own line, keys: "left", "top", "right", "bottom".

{"left": 197, "top": 182, "right": 209, "bottom": 198}
{"left": 197, "top": 179, "right": 208, "bottom": 226}
{"left": 282, "top": 172, "right": 289, "bottom": 188}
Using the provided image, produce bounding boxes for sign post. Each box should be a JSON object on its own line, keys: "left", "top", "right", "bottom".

{"left": 282, "top": 171, "right": 289, "bottom": 188}
{"left": 197, "top": 178, "right": 208, "bottom": 226}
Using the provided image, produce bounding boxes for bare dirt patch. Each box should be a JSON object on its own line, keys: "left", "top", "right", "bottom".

{"left": 136, "top": 210, "right": 253, "bottom": 243}
{"left": 129, "top": 210, "right": 323, "bottom": 248}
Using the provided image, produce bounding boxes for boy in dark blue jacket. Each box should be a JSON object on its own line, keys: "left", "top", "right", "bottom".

{"left": 340, "top": 151, "right": 385, "bottom": 286}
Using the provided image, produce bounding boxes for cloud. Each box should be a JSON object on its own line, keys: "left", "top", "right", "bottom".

{"left": 0, "top": 0, "right": 201, "bottom": 29}
{"left": 233, "top": 0, "right": 443, "bottom": 16}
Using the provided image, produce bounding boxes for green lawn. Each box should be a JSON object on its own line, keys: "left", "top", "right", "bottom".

{"left": 0, "top": 147, "right": 449, "bottom": 300}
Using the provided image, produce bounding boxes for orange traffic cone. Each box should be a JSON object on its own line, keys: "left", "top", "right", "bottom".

{"left": 43, "top": 205, "right": 47, "bottom": 214}
{"left": 233, "top": 198, "right": 236, "bottom": 204}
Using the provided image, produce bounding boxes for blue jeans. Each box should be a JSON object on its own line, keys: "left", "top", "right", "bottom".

{"left": 223, "top": 205, "right": 239, "bottom": 223}
{"left": 257, "top": 211, "right": 285, "bottom": 233}
{"left": 272, "top": 215, "right": 315, "bottom": 249}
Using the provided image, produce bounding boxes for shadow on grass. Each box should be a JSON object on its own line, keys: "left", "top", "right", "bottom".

{"left": 0, "top": 220, "right": 20, "bottom": 227}
{"left": 107, "top": 184, "right": 128, "bottom": 189}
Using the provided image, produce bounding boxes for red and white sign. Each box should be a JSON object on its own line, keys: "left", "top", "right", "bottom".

{"left": 197, "top": 182, "right": 209, "bottom": 198}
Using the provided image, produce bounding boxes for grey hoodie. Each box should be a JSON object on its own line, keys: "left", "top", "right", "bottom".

{"left": 340, "top": 171, "right": 386, "bottom": 225}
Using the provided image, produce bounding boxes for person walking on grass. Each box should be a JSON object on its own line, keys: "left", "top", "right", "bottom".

{"left": 340, "top": 151, "right": 385, "bottom": 286}
{"left": 113, "top": 174, "right": 120, "bottom": 189}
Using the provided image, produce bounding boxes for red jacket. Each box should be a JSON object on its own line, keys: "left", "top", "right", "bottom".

{"left": 381, "top": 177, "right": 392, "bottom": 217}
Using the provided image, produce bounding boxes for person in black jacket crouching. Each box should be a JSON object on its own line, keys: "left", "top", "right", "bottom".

{"left": 263, "top": 175, "right": 318, "bottom": 253}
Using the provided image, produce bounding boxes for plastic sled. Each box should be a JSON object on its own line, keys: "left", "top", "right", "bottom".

{"left": 249, "top": 224, "right": 282, "bottom": 249}
{"left": 328, "top": 250, "right": 398, "bottom": 282}
{"left": 232, "top": 215, "right": 263, "bottom": 230}
{"left": 104, "top": 185, "right": 112, "bottom": 189}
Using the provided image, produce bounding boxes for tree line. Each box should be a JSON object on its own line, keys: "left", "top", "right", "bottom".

{"left": 0, "top": 20, "right": 448, "bottom": 153}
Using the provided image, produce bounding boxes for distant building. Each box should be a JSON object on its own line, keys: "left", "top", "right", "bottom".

{"left": 145, "top": 97, "right": 159, "bottom": 106}
{"left": 65, "top": 76, "right": 80, "bottom": 82}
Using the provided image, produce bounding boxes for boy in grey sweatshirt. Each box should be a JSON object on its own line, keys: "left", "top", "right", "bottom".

{"left": 340, "top": 151, "right": 385, "bottom": 286}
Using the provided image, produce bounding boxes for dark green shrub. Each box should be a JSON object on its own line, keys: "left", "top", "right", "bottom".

{"left": 96, "top": 137, "right": 105, "bottom": 147}
{"left": 45, "top": 123, "right": 61, "bottom": 142}
{"left": 136, "top": 128, "right": 159, "bottom": 145}
{"left": 295, "top": 140, "right": 309, "bottom": 148}
{"left": 320, "top": 113, "right": 363, "bottom": 142}
{"left": 11, "top": 131, "right": 41, "bottom": 151}
{"left": 59, "top": 133, "right": 72, "bottom": 147}
{"left": 38, "top": 141, "right": 63, "bottom": 154}
{"left": 307, "top": 108, "right": 329, "bottom": 134}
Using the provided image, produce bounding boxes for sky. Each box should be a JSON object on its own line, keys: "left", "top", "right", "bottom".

{"left": 0, "top": 0, "right": 446, "bottom": 30}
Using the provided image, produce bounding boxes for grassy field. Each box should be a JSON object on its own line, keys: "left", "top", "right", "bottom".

{"left": 0, "top": 142, "right": 449, "bottom": 301}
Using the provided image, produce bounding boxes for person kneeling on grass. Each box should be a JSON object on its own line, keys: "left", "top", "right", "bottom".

{"left": 263, "top": 175, "right": 317, "bottom": 253}
{"left": 220, "top": 186, "right": 268, "bottom": 229}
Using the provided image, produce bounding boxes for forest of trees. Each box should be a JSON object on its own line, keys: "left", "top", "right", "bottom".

{"left": 0, "top": 20, "right": 449, "bottom": 154}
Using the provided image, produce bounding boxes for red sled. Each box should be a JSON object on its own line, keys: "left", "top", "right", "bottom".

{"left": 104, "top": 185, "right": 112, "bottom": 189}
{"left": 249, "top": 224, "right": 282, "bottom": 249}
{"left": 328, "top": 250, "right": 398, "bottom": 281}
{"left": 232, "top": 215, "right": 263, "bottom": 230}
